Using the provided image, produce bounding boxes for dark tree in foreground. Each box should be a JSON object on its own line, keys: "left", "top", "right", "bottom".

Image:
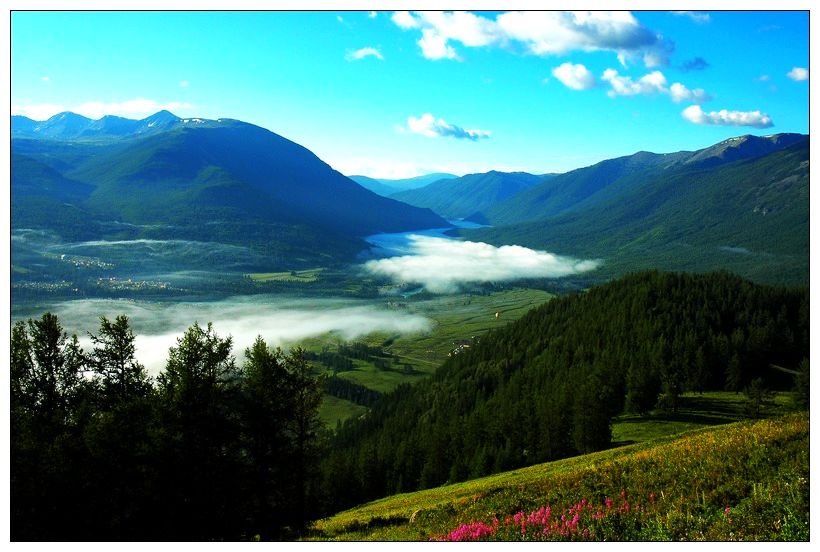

{"left": 88, "top": 315, "right": 151, "bottom": 407}
{"left": 793, "top": 358, "right": 809, "bottom": 409}
{"left": 744, "top": 378, "right": 776, "bottom": 419}
{"left": 10, "top": 314, "right": 86, "bottom": 540}
{"left": 11, "top": 316, "right": 325, "bottom": 541}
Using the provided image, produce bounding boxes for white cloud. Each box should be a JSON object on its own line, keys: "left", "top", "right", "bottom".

{"left": 369, "top": 11, "right": 378, "bottom": 19}
{"left": 672, "top": 11, "right": 711, "bottom": 24}
{"left": 552, "top": 62, "right": 596, "bottom": 90}
{"left": 364, "top": 235, "right": 600, "bottom": 293}
{"left": 179, "top": 80, "right": 190, "bottom": 88}
{"left": 11, "top": 98, "right": 195, "bottom": 121}
{"left": 787, "top": 67, "right": 809, "bottom": 81}
{"left": 600, "top": 69, "right": 711, "bottom": 104}
{"left": 406, "top": 113, "right": 491, "bottom": 140}
{"left": 669, "top": 82, "right": 711, "bottom": 103}
{"left": 40, "top": 76, "right": 50, "bottom": 82}
{"left": 756, "top": 74, "right": 771, "bottom": 81}
{"left": 682, "top": 105, "right": 774, "bottom": 128}
{"left": 601, "top": 68, "right": 667, "bottom": 97}
{"left": 346, "top": 47, "right": 384, "bottom": 61}
{"left": 52, "top": 297, "right": 431, "bottom": 376}
{"left": 392, "top": 11, "right": 671, "bottom": 67}
{"left": 418, "top": 28, "right": 460, "bottom": 60}
{"left": 392, "top": 11, "right": 419, "bottom": 29}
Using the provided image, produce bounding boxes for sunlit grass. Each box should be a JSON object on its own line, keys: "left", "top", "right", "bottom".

{"left": 311, "top": 413, "right": 808, "bottom": 541}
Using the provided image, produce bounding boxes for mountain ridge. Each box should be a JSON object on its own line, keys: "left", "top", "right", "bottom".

{"left": 11, "top": 111, "right": 450, "bottom": 266}
{"left": 389, "top": 170, "right": 547, "bottom": 220}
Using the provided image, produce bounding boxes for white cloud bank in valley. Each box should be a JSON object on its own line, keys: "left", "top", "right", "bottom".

{"left": 46, "top": 297, "right": 432, "bottom": 375}
{"left": 682, "top": 105, "right": 773, "bottom": 128}
{"left": 364, "top": 235, "right": 600, "bottom": 293}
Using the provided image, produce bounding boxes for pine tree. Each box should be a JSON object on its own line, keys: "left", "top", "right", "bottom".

{"left": 88, "top": 315, "right": 151, "bottom": 407}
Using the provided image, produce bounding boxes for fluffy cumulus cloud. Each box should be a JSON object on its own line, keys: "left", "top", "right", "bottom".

{"left": 601, "top": 68, "right": 667, "bottom": 97}
{"left": 392, "top": 10, "right": 420, "bottom": 29}
{"left": 599, "top": 69, "right": 710, "bottom": 104}
{"left": 346, "top": 47, "right": 384, "bottom": 61}
{"left": 552, "top": 62, "right": 597, "bottom": 90}
{"left": 682, "top": 105, "right": 774, "bottom": 128}
{"left": 669, "top": 82, "right": 711, "bottom": 103}
{"left": 392, "top": 11, "right": 671, "bottom": 67}
{"left": 406, "top": 113, "right": 491, "bottom": 140}
{"left": 364, "top": 235, "right": 600, "bottom": 293}
{"left": 12, "top": 98, "right": 194, "bottom": 120}
{"left": 787, "top": 67, "right": 809, "bottom": 81}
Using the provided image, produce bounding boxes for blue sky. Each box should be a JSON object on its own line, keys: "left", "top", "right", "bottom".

{"left": 11, "top": 10, "right": 809, "bottom": 178}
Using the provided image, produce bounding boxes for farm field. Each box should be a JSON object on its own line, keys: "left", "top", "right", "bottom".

{"left": 247, "top": 268, "right": 326, "bottom": 283}
{"left": 300, "top": 288, "right": 553, "bottom": 426}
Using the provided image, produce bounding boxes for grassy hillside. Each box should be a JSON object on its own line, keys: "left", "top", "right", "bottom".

{"left": 312, "top": 412, "right": 808, "bottom": 541}
{"left": 316, "top": 271, "right": 808, "bottom": 514}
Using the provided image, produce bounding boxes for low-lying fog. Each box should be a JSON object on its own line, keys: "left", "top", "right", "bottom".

{"left": 364, "top": 234, "right": 600, "bottom": 293}
{"left": 22, "top": 296, "right": 432, "bottom": 376}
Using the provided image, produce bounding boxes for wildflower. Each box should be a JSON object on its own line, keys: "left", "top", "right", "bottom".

{"left": 605, "top": 497, "right": 613, "bottom": 509}
{"left": 443, "top": 520, "right": 497, "bottom": 542}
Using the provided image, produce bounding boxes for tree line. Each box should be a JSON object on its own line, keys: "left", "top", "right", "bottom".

{"left": 11, "top": 314, "right": 324, "bottom": 541}
{"left": 319, "top": 271, "right": 809, "bottom": 513}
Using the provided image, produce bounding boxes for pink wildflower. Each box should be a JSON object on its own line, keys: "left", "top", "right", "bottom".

{"left": 444, "top": 520, "right": 497, "bottom": 542}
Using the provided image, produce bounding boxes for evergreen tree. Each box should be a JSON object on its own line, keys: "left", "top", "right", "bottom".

{"left": 156, "top": 322, "right": 243, "bottom": 540}
{"left": 241, "top": 337, "right": 291, "bottom": 539}
{"left": 793, "top": 358, "right": 809, "bottom": 409}
{"left": 88, "top": 315, "right": 151, "bottom": 407}
{"left": 282, "top": 347, "right": 325, "bottom": 532}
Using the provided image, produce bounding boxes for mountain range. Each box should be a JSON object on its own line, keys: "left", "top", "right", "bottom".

{"left": 11, "top": 111, "right": 809, "bottom": 283}
{"left": 348, "top": 173, "right": 458, "bottom": 197}
{"left": 389, "top": 170, "right": 550, "bottom": 220}
{"left": 11, "top": 111, "right": 448, "bottom": 267}
{"left": 463, "top": 133, "right": 809, "bottom": 285}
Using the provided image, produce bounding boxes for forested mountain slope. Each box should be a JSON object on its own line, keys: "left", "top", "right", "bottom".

{"left": 465, "top": 137, "right": 809, "bottom": 285}
{"left": 11, "top": 112, "right": 449, "bottom": 267}
{"left": 320, "top": 271, "right": 808, "bottom": 512}
{"left": 390, "top": 171, "right": 545, "bottom": 220}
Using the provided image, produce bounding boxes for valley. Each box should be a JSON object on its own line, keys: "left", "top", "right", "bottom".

{"left": 10, "top": 112, "right": 809, "bottom": 541}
